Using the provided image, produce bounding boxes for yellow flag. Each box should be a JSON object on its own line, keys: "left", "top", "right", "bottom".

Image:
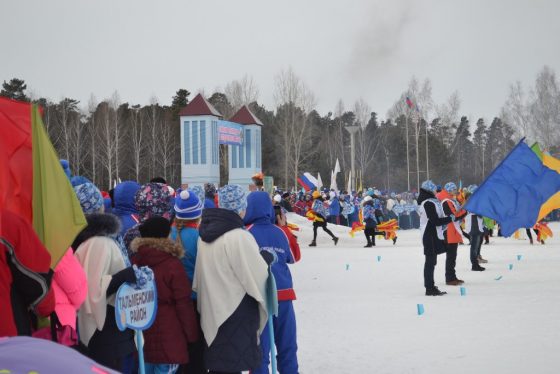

{"left": 32, "top": 105, "right": 87, "bottom": 267}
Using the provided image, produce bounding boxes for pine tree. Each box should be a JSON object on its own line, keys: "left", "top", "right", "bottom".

{"left": 1, "top": 78, "right": 29, "bottom": 102}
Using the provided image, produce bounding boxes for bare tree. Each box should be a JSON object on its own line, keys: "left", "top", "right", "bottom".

{"left": 501, "top": 81, "right": 531, "bottom": 140}
{"left": 529, "top": 66, "right": 560, "bottom": 150}
{"left": 146, "top": 96, "right": 160, "bottom": 180}
{"left": 273, "top": 67, "right": 317, "bottom": 188}
{"left": 354, "top": 98, "right": 379, "bottom": 187}
{"left": 129, "top": 104, "right": 145, "bottom": 181}
{"left": 225, "top": 74, "right": 260, "bottom": 111}
{"left": 87, "top": 94, "right": 98, "bottom": 184}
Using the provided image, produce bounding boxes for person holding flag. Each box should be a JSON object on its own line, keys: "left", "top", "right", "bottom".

{"left": 437, "top": 182, "right": 467, "bottom": 285}
{"left": 308, "top": 191, "right": 339, "bottom": 247}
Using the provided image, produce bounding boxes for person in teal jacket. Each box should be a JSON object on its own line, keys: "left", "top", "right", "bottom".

{"left": 170, "top": 189, "right": 205, "bottom": 374}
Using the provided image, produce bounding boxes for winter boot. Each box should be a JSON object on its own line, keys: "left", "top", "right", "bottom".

{"left": 333, "top": 237, "right": 339, "bottom": 246}
{"left": 529, "top": 237, "right": 534, "bottom": 245}
{"left": 364, "top": 240, "right": 373, "bottom": 248}
{"left": 309, "top": 241, "right": 317, "bottom": 247}
{"left": 393, "top": 236, "right": 398, "bottom": 245}
{"left": 426, "top": 287, "right": 447, "bottom": 296}
{"left": 472, "top": 264, "right": 486, "bottom": 271}
{"left": 478, "top": 255, "right": 488, "bottom": 263}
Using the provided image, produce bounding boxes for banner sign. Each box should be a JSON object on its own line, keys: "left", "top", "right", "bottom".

{"left": 218, "top": 120, "right": 244, "bottom": 146}
{"left": 116, "top": 277, "right": 157, "bottom": 331}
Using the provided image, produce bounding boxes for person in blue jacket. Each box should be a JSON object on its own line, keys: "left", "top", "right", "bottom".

{"left": 244, "top": 191, "right": 299, "bottom": 374}
{"left": 328, "top": 190, "right": 341, "bottom": 224}
{"left": 203, "top": 183, "right": 217, "bottom": 209}
{"left": 112, "top": 181, "right": 141, "bottom": 236}
{"left": 170, "top": 188, "right": 205, "bottom": 374}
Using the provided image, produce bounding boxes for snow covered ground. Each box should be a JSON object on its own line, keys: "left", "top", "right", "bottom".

{"left": 286, "top": 214, "right": 560, "bottom": 374}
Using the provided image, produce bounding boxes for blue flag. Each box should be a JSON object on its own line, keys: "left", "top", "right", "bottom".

{"left": 464, "top": 140, "right": 560, "bottom": 237}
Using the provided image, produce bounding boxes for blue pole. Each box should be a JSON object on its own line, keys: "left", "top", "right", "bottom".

{"left": 137, "top": 331, "right": 145, "bottom": 374}
{"left": 268, "top": 315, "right": 277, "bottom": 374}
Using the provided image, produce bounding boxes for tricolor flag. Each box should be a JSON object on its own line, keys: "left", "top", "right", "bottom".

{"left": 405, "top": 96, "right": 414, "bottom": 109}
{"left": 297, "top": 172, "right": 319, "bottom": 192}
{"left": 0, "top": 97, "right": 87, "bottom": 266}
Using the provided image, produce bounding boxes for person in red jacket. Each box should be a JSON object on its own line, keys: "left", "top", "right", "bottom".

{"left": 437, "top": 183, "right": 468, "bottom": 286}
{"left": 0, "top": 210, "right": 55, "bottom": 337}
{"left": 131, "top": 216, "right": 199, "bottom": 374}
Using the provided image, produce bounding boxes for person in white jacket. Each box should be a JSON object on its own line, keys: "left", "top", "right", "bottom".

{"left": 193, "top": 184, "right": 269, "bottom": 374}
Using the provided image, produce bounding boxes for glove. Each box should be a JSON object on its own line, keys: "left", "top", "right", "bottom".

{"left": 133, "top": 265, "right": 154, "bottom": 289}
{"left": 450, "top": 214, "right": 456, "bottom": 222}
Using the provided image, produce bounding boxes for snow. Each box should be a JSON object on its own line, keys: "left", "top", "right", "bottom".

{"left": 286, "top": 214, "right": 560, "bottom": 374}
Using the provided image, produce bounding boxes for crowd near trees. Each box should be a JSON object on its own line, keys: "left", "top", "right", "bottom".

{"left": 2, "top": 66, "right": 558, "bottom": 191}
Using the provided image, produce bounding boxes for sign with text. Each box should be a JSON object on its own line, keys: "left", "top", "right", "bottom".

{"left": 115, "top": 280, "right": 157, "bottom": 332}
{"left": 218, "top": 120, "right": 244, "bottom": 146}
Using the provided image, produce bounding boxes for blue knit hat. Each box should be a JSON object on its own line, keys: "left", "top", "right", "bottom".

{"left": 174, "top": 189, "right": 203, "bottom": 220}
{"left": 60, "top": 159, "right": 71, "bottom": 180}
{"left": 421, "top": 180, "right": 437, "bottom": 193}
{"left": 218, "top": 184, "right": 247, "bottom": 214}
{"left": 71, "top": 175, "right": 92, "bottom": 187}
{"left": 74, "top": 182, "right": 104, "bottom": 214}
{"left": 444, "top": 182, "right": 457, "bottom": 193}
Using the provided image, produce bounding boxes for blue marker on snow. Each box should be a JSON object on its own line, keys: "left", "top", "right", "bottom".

{"left": 377, "top": 255, "right": 381, "bottom": 262}
{"left": 508, "top": 264, "right": 513, "bottom": 270}
{"left": 495, "top": 275, "right": 503, "bottom": 280}
{"left": 346, "top": 264, "right": 349, "bottom": 271}
{"left": 417, "top": 304, "right": 424, "bottom": 315}
{"left": 517, "top": 254, "right": 522, "bottom": 261}
{"left": 460, "top": 286, "right": 466, "bottom": 296}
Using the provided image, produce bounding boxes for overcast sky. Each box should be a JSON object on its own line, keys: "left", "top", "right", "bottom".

{"left": 2, "top": 0, "right": 559, "bottom": 121}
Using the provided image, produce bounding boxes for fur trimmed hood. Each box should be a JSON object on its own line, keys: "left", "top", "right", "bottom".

{"left": 71, "top": 213, "right": 121, "bottom": 250}
{"left": 130, "top": 237, "right": 185, "bottom": 259}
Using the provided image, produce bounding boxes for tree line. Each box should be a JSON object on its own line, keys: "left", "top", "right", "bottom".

{"left": 1, "top": 65, "right": 558, "bottom": 191}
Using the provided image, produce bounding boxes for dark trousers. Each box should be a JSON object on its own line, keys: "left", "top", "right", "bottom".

{"left": 313, "top": 221, "right": 335, "bottom": 241}
{"left": 470, "top": 234, "right": 482, "bottom": 265}
{"left": 424, "top": 253, "right": 437, "bottom": 289}
{"left": 364, "top": 227, "right": 384, "bottom": 245}
{"left": 445, "top": 243, "right": 458, "bottom": 282}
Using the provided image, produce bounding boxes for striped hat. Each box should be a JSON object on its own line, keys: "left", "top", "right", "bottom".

{"left": 174, "top": 189, "right": 203, "bottom": 220}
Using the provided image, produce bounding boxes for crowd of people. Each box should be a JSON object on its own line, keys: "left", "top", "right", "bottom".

{"left": 1, "top": 162, "right": 302, "bottom": 374}
{"left": 1, "top": 163, "right": 555, "bottom": 373}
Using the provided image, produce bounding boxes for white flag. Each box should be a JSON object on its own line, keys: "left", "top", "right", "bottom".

{"left": 347, "top": 170, "right": 352, "bottom": 192}
{"left": 317, "top": 173, "right": 323, "bottom": 189}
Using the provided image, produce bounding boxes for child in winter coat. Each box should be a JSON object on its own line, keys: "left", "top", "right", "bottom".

{"left": 245, "top": 192, "right": 300, "bottom": 374}
{"left": 131, "top": 217, "right": 200, "bottom": 374}
{"left": 170, "top": 189, "right": 206, "bottom": 374}
{"left": 309, "top": 191, "right": 339, "bottom": 247}
{"left": 112, "top": 181, "right": 141, "bottom": 236}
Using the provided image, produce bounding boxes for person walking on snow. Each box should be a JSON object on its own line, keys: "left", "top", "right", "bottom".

{"left": 437, "top": 182, "right": 467, "bottom": 285}
{"left": 309, "top": 191, "right": 339, "bottom": 247}
{"left": 362, "top": 196, "right": 386, "bottom": 247}
{"left": 417, "top": 180, "right": 455, "bottom": 296}
{"left": 245, "top": 192, "right": 300, "bottom": 374}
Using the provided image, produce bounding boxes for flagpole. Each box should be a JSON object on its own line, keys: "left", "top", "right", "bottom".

{"left": 425, "top": 113, "right": 429, "bottom": 180}
{"left": 406, "top": 116, "right": 410, "bottom": 191}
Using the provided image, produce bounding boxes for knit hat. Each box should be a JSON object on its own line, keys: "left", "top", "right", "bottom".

{"left": 174, "top": 189, "right": 203, "bottom": 220}
{"left": 329, "top": 191, "right": 336, "bottom": 199}
{"left": 312, "top": 190, "right": 321, "bottom": 199}
{"left": 444, "top": 182, "right": 457, "bottom": 193}
{"left": 135, "top": 182, "right": 173, "bottom": 221}
{"left": 60, "top": 159, "right": 71, "bottom": 180}
{"left": 273, "top": 194, "right": 282, "bottom": 203}
{"left": 218, "top": 184, "right": 247, "bottom": 214}
{"left": 74, "top": 182, "right": 104, "bottom": 214}
{"left": 139, "top": 216, "right": 171, "bottom": 238}
{"left": 421, "top": 180, "right": 437, "bottom": 193}
{"left": 363, "top": 195, "right": 373, "bottom": 203}
{"left": 204, "top": 183, "right": 217, "bottom": 198}
{"left": 190, "top": 185, "right": 205, "bottom": 203}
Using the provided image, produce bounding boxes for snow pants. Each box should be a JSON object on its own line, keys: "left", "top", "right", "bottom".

{"left": 252, "top": 301, "right": 298, "bottom": 374}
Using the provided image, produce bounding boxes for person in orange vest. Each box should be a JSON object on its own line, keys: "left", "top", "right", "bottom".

{"left": 437, "top": 182, "right": 468, "bottom": 286}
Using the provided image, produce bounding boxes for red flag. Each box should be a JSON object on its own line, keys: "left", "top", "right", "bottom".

{"left": 405, "top": 97, "right": 414, "bottom": 109}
